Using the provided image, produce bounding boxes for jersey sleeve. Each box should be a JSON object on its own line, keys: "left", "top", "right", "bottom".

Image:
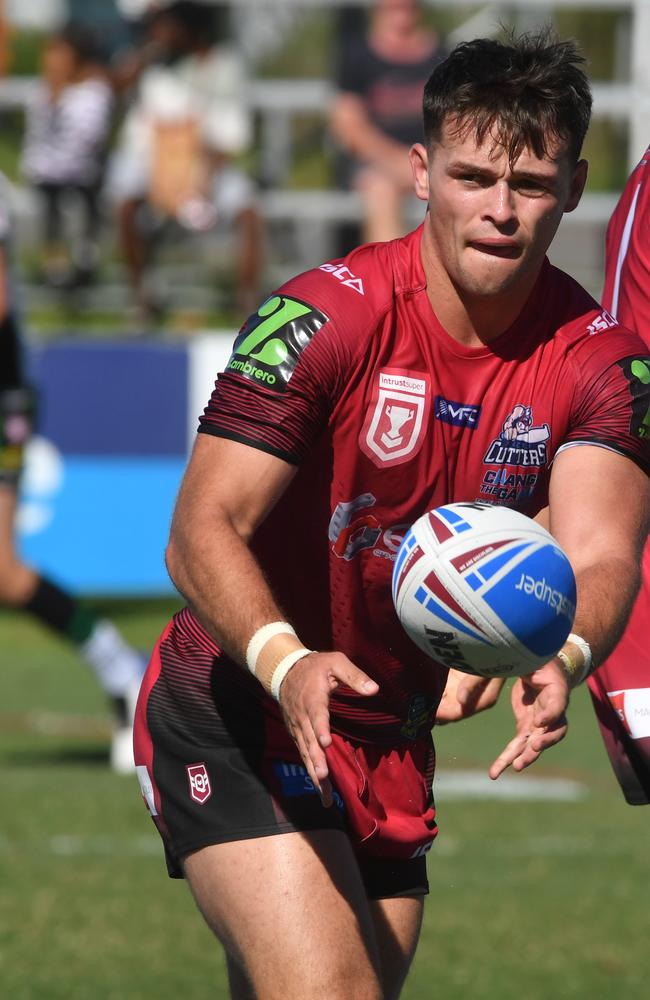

{"left": 198, "top": 281, "right": 364, "bottom": 464}
{"left": 557, "top": 329, "right": 650, "bottom": 476}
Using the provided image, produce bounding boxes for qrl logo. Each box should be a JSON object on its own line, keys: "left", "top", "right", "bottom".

{"left": 187, "top": 763, "right": 212, "bottom": 804}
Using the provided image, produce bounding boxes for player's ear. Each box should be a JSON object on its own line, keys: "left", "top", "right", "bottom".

{"left": 410, "top": 143, "right": 430, "bottom": 202}
{"left": 564, "top": 158, "right": 588, "bottom": 214}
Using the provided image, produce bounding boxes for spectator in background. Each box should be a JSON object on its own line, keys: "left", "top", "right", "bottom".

{"left": 329, "top": 0, "right": 446, "bottom": 245}
{"left": 108, "top": 1, "right": 262, "bottom": 324}
{"left": 0, "top": 173, "right": 145, "bottom": 773}
{"left": 21, "top": 23, "right": 113, "bottom": 291}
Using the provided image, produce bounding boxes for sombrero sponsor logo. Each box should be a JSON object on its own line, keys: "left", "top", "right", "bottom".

{"left": 227, "top": 358, "right": 277, "bottom": 384}
{"left": 226, "top": 294, "right": 328, "bottom": 390}
{"left": 515, "top": 574, "right": 576, "bottom": 619}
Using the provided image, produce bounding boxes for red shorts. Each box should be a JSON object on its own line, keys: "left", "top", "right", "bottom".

{"left": 134, "top": 614, "right": 438, "bottom": 898}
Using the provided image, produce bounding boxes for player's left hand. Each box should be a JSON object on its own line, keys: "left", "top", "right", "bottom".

{"left": 435, "top": 668, "right": 506, "bottom": 724}
{"left": 489, "top": 659, "right": 570, "bottom": 779}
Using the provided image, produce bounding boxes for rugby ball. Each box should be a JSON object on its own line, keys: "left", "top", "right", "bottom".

{"left": 392, "top": 503, "right": 576, "bottom": 678}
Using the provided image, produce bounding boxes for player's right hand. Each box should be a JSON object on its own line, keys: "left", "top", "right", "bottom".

{"left": 278, "top": 652, "right": 379, "bottom": 808}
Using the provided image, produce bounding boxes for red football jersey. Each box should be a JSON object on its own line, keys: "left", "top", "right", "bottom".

{"left": 590, "top": 146, "right": 650, "bottom": 803}
{"left": 602, "top": 145, "right": 650, "bottom": 343}
{"left": 196, "top": 224, "right": 650, "bottom": 743}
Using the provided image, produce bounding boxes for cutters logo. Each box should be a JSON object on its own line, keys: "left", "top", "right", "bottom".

{"left": 617, "top": 356, "right": 650, "bottom": 439}
{"left": 225, "top": 295, "right": 328, "bottom": 390}
{"left": 319, "top": 262, "right": 364, "bottom": 295}
{"left": 483, "top": 404, "right": 550, "bottom": 467}
{"left": 187, "top": 763, "right": 212, "bottom": 805}
{"left": 478, "top": 469, "right": 538, "bottom": 504}
{"left": 434, "top": 396, "right": 481, "bottom": 429}
{"left": 360, "top": 370, "right": 430, "bottom": 468}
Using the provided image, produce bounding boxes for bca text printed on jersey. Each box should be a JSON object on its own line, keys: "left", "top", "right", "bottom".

{"left": 587, "top": 310, "right": 617, "bottom": 335}
{"left": 319, "top": 263, "right": 365, "bottom": 295}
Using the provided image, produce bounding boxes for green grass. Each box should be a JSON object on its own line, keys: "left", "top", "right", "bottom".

{"left": 2, "top": 601, "right": 649, "bottom": 999}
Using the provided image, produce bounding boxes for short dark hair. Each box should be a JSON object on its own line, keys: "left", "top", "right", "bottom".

{"left": 422, "top": 31, "right": 592, "bottom": 165}
{"left": 53, "top": 22, "right": 105, "bottom": 66}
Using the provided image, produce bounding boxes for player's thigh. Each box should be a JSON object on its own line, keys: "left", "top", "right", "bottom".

{"left": 370, "top": 895, "right": 425, "bottom": 1000}
{"left": 183, "top": 829, "right": 384, "bottom": 1000}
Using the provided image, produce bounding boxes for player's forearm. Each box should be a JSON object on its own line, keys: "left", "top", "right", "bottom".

{"left": 567, "top": 553, "right": 643, "bottom": 678}
{"left": 166, "top": 516, "right": 288, "bottom": 667}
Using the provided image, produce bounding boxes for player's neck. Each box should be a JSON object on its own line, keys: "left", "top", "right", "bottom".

{"left": 420, "top": 226, "right": 542, "bottom": 347}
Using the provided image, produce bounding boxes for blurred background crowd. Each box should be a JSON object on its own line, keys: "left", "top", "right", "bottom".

{"left": 0, "top": 0, "right": 647, "bottom": 338}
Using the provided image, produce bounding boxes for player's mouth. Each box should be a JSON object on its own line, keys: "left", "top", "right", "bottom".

{"left": 468, "top": 240, "right": 520, "bottom": 259}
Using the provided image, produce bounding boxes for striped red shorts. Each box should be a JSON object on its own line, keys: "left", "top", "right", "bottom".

{"left": 133, "top": 613, "right": 438, "bottom": 898}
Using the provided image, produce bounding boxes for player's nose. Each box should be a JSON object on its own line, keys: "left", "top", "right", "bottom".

{"left": 483, "top": 181, "right": 517, "bottom": 227}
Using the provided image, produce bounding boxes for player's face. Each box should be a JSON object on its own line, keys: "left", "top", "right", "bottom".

{"left": 410, "top": 120, "right": 587, "bottom": 300}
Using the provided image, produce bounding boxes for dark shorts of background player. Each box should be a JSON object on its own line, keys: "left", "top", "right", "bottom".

{"left": 134, "top": 617, "right": 437, "bottom": 900}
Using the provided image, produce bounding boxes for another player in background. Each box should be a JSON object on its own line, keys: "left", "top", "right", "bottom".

{"left": 0, "top": 175, "right": 144, "bottom": 773}
{"left": 134, "top": 35, "right": 650, "bottom": 999}
{"left": 587, "top": 144, "right": 650, "bottom": 803}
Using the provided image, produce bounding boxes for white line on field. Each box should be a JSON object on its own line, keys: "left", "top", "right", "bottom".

{"left": 436, "top": 769, "right": 586, "bottom": 801}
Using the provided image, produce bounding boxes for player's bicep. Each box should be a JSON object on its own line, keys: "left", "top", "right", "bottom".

{"left": 548, "top": 445, "right": 650, "bottom": 573}
{"left": 171, "top": 433, "right": 297, "bottom": 544}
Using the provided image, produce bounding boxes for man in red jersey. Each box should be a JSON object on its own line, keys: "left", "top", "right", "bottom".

{"left": 586, "top": 145, "right": 650, "bottom": 804}
{"left": 134, "top": 34, "right": 650, "bottom": 1000}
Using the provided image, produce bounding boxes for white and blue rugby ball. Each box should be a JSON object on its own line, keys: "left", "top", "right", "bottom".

{"left": 392, "top": 502, "right": 576, "bottom": 678}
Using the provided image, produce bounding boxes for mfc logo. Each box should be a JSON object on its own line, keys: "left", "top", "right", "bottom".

{"left": 319, "top": 263, "right": 365, "bottom": 295}
{"left": 434, "top": 396, "right": 481, "bottom": 429}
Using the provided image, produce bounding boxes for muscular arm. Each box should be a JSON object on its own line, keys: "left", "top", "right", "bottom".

{"left": 166, "top": 433, "right": 296, "bottom": 659}
{"left": 166, "top": 433, "right": 378, "bottom": 802}
{"left": 488, "top": 445, "right": 649, "bottom": 778}
{"left": 548, "top": 444, "right": 650, "bottom": 666}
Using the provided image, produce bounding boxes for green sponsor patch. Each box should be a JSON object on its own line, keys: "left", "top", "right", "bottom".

{"left": 226, "top": 295, "right": 328, "bottom": 390}
{"left": 617, "top": 356, "right": 650, "bottom": 439}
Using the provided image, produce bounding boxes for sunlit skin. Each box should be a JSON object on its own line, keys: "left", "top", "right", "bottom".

{"left": 409, "top": 120, "right": 588, "bottom": 346}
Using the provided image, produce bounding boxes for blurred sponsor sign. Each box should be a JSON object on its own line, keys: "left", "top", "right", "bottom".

{"left": 18, "top": 335, "right": 234, "bottom": 594}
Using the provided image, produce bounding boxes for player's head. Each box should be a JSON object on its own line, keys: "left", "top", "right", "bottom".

{"left": 148, "top": 1, "right": 216, "bottom": 55}
{"left": 43, "top": 22, "right": 104, "bottom": 84}
{"left": 421, "top": 31, "right": 591, "bottom": 167}
{"left": 409, "top": 31, "right": 591, "bottom": 303}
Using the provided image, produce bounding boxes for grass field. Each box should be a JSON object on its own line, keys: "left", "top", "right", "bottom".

{"left": 1, "top": 599, "right": 649, "bottom": 1000}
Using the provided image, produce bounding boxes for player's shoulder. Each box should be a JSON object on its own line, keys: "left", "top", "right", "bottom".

{"left": 546, "top": 263, "right": 646, "bottom": 355}
{"left": 275, "top": 234, "right": 414, "bottom": 347}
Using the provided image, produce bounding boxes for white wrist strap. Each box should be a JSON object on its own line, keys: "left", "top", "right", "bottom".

{"left": 557, "top": 633, "right": 593, "bottom": 687}
{"left": 246, "top": 621, "right": 296, "bottom": 675}
{"left": 567, "top": 632, "right": 592, "bottom": 683}
{"left": 270, "top": 648, "right": 313, "bottom": 700}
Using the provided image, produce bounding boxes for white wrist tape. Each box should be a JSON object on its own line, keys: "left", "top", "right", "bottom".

{"left": 245, "top": 621, "right": 312, "bottom": 699}
{"left": 567, "top": 632, "right": 593, "bottom": 682}
{"left": 270, "top": 648, "right": 313, "bottom": 700}
{"left": 246, "top": 621, "right": 296, "bottom": 675}
{"left": 557, "top": 632, "right": 592, "bottom": 687}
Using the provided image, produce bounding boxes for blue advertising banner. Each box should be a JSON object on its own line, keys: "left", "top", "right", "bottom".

{"left": 17, "top": 335, "right": 233, "bottom": 595}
